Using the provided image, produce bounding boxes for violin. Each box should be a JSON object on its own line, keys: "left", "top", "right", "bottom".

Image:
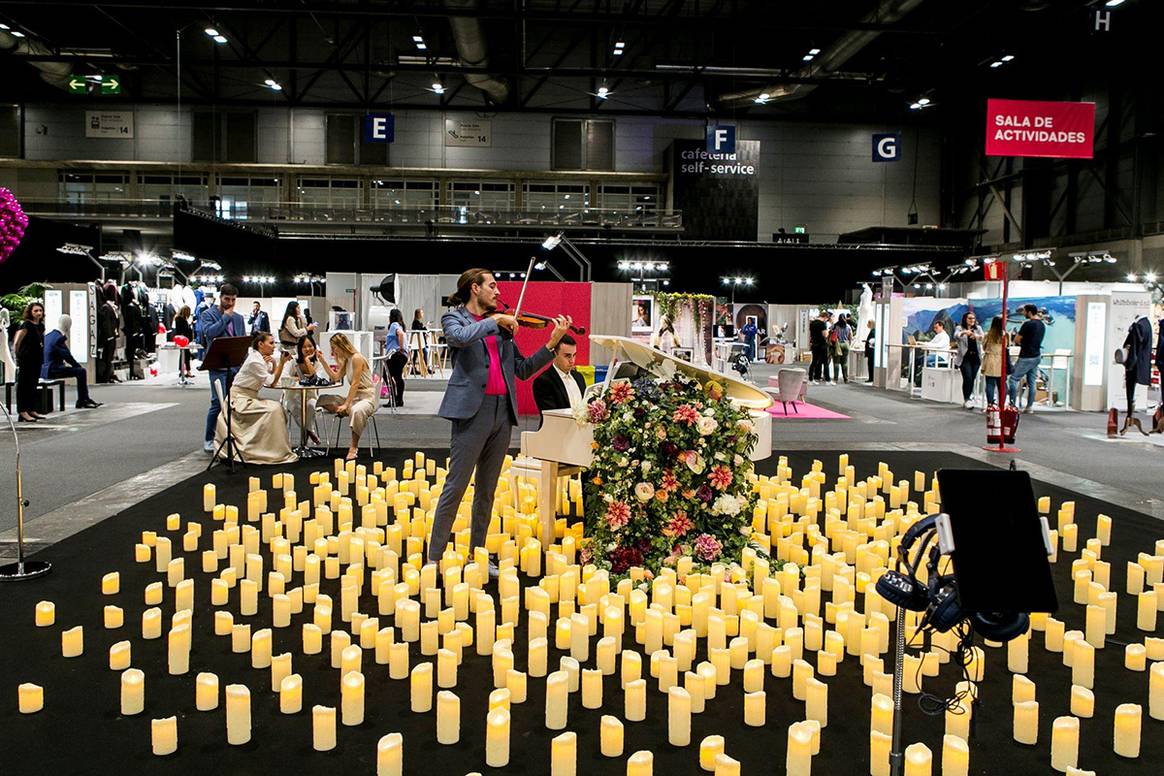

{"left": 488, "top": 303, "right": 587, "bottom": 335}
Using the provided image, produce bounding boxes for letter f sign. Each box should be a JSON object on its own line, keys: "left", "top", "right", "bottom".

{"left": 706, "top": 125, "right": 735, "bottom": 154}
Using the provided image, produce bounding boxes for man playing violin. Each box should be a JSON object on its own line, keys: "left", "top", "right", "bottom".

{"left": 428, "top": 268, "right": 573, "bottom": 577}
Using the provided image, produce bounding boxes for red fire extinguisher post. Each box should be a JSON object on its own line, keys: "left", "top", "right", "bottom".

{"left": 984, "top": 258, "right": 1020, "bottom": 453}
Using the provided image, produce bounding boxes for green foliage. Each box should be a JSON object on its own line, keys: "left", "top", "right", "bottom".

{"left": 1, "top": 283, "right": 47, "bottom": 317}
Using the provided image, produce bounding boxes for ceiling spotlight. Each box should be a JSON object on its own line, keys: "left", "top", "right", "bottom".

{"left": 613, "top": 39, "right": 625, "bottom": 55}
{"left": 754, "top": 93, "right": 770, "bottom": 105}
{"left": 264, "top": 78, "right": 282, "bottom": 91}
{"left": 909, "top": 102, "right": 922, "bottom": 110}
{"left": 596, "top": 84, "right": 610, "bottom": 100}
{"left": 917, "top": 97, "right": 930, "bottom": 106}
{"left": 802, "top": 54, "right": 814, "bottom": 62}
{"left": 990, "top": 61, "right": 1003, "bottom": 68}
{"left": 743, "top": 278, "right": 754, "bottom": 286}
{"left": 0, "top": 24, "right": 9, "bottom": 30}
{"left": 212, "top": 35, "right": 227, "bottom": 44}
{"left": 1104, "top": 0, "right": 1126, "bottom": 7}
{"left": 618, "top": 260, "right": 629, "bottom": 271}
{"left": 808, "top": 48, "right": 821, "bottom": 56}
{"left": 1000, "top": 54, "right": 1015, "bottom": 62}
{"left": 412, "top": 34, "right": 426, "bottom": 51}
{"left": 431, "top": 80, "right": 445, "bottom": 95}
{"left": 542, "top": 233, "right": 563, "bottom": 251}
{"left": 204, "top": 28, "right": 219, "bottom": 37}
{"left": 10, "top": 30, "right": 25, "bottom": 38}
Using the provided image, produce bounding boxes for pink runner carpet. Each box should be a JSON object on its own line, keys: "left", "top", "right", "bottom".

{"left": 766, "top": 402, "right": 850, "bottom": 420}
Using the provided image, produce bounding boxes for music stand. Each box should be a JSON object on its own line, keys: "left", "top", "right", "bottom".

{"left": 200, "top": 335, "right": 252, "bottom": 474}
{"left": 886, "top": 469, "right": 1057, "bottom": 776}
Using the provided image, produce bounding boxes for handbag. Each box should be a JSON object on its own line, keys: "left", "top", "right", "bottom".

{"left": 1114, "top": 346, "right": 1130, "bottom": 365}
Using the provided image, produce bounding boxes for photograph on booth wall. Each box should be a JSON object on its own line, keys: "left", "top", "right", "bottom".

{"left": 631, "top": 295, "right": 654, "bottom": 333}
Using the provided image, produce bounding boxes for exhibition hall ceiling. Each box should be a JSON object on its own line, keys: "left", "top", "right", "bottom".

{"left": 0, "top": 0, "right": 1154, "bottom": 118}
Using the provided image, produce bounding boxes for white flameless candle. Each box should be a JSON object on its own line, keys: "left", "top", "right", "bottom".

{"left": 1050, "top": 716, "right": 1079, "bottom": 772}
{"left": 151, "top": 716, "right": 177, "bottom": 756}
{"left": 226, "top": 684, "right": 251, "bottom": 745}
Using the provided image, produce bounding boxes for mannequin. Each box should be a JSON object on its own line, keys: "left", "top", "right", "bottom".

{"left": 857, "top": 283, "right": 875, "bottom": 332}
{"left": 1119, "top": 314, "right": 1153, "bottom": 436}
{"left": 0, "top": 308, "right": 16, "bottom": 382}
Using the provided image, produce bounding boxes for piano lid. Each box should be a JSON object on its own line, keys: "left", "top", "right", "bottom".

{"left": 590, "top": 335, "right": 773, "bottom": 410}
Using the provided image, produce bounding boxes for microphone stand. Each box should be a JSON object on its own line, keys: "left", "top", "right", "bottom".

{"left": 0, "top": 404, "right": 52, "bottom": 581}
{"left": 889, "top": 603, "right": 906, "bottom": 776}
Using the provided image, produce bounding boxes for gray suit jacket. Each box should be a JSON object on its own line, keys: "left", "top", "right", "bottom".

{"left": 437, "top": 306, "right": 554, "bottom": 421}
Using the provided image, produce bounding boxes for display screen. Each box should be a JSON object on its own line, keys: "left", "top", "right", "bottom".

{"left": 937, "top": 469, "right": 1059, "bottom": 614}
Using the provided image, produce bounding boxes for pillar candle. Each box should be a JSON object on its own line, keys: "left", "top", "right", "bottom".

{"left": 625, "top": 678, "right": 647, "bottom": 722}
{"left": 945, "top": 697, "right": 972, "bottom": 741}
{"left": 151, "top": 716, "right": 177, "bottom": 756}
{"left": 225, "top": 684, "right": 251, "bottom": 745}
{"left": 743, "top": 689, "right": 766, "bottom": 727}
{"left": 341, "top": 671, "right": 365, "bottom": 726}
{"left": 626, "top": 751, "right": 653, "bottom": 776}
{"left": 17, "top": 683, "right": 43, "bottom": 714}
{"left": 310, "top": 705, "right": 337, "bottom": 752}
{"left": 485, "top": 708, "right": 510, "bottom": 767}
{"left": 785, "top": 721, "right": 813, "bottom": 776}
{"left": 436, "top": 648, "right": 458, "bottom": 689}
{"left": 1013, "top": 701, "right": 1038, "bottom": 745}
{"left": 436, "top": 690, "right": 460, "bottom": 745}
{"left": 601, "top": 715, "right": 624, "bottom": 757}
{"left": 667, "top": 686, "right": 691, "bottom": 745}
{"left": 1072, "top": 641, "right": 1095, "bottom": 689}
{"left": 1050, "top": 716, "right": 1079, "bottom": 772}
{"left": 621, "top": 649, "right": 642, "bottom": 688}
{"left": 1137, "top": 591, "right": 1157, "bottom": 631}
{"left": 699, "top": 735, "right": 724, "bottom": 771}
{"left": 376, "top": 732, "right": 403, "bottom": 776}
{"left": 792, "top": 659, "right": 813, "bottom": 700}
{"left": 545, "top": 670, "right": 569, "bottom": 730}
{"left": 204, "top": 483, "right": 216, "bottom": 511}
{"left": 771, "top": 645, "right": 792, "bottom": 678}
{"left": 505, "top": 669, "right": 527, "bottom": 704}
{"left": 939, "top": 735, "right": 968, "bottom": 776}
{"left": 1070, "top": 685, "right": 1094, "bottom": 719}
{"left": 904, "top": 743, "right": 932, "bottom": 776}
{"left": 551, "top": 731, "right": 576, "bottom": 776}
{"left": 34, "top": 601, "right": 55, "bottom": 627}
{"left": 109, "top": 640, "right": 131, "bottom": 671}
{"left": 1150, "top": 662, "right": 1164, "bottom": 721}
{"left": 805, "top": 677, "right": 827, "bottom": 727}
{"left": 101, "top": 571, "right": 120, "bottom": 595}
{"left": 713, "top": 753, "right": 740, "bottom": 776}
{"left": 410, "top": 663, "right": 433, "bottom": 712}
{"left": 61, "top": 626, "right": 84, "bottom": 658}
{"left": 1007, "top": 631, "right": 1029, "bottom": 674}
{"left": 871, "top": 692, "right": 893, "bottom": 735}
{"left": 279, "top": 674, "right": 302, "bottom": 714}
{"left": 1013, "top": 674, "right": 1036, "bottom": 704}
{"left": 1113, "top": 703, "right": 1141, "bottom": 758}
{"left": 121, "top": 668, "right": 144, "bottom": 716}
{"left": 251, "top": 628, "right": 272, "bottom": 669}
{"left": 582, "top": 668, "right": 603, "bottom": 709}
{"left": 870, "top": 731, "right": 891, "bottom": 776}
{"left": 389, "top": 643, "right": 410, "bottom": 680}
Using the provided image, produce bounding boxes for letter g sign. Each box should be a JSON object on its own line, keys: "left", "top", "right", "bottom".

{"left": 872, "top": 133, "right": 901, "bottom": 162}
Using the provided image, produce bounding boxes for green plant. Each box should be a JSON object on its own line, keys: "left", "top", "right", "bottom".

{"left": 1, "top": 283, "right": 47, "bottom": 317}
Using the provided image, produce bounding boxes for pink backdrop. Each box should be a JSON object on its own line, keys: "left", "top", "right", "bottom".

{"left": 496, "top": 281, "right": 592, "bottom": 416}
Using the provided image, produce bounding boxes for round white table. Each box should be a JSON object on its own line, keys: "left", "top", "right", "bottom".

{"left": 277, "top": 381, "right": 338, "bottom": 458}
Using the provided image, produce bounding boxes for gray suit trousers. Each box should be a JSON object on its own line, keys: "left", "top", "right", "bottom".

{"left": 427, "top": 394, "right": 512, "bottom": 562}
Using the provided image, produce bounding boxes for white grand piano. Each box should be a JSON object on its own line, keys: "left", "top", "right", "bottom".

{"left": 513, "top": 335, "right": 774, "bottom": 544}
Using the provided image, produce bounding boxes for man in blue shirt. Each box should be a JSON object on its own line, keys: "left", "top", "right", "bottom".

{"left": 198, "top": 283, "right": 246, "bottom": 453}
{"left": 42, "top": 314, "right": 101, "bottom": 409}
{"left": 1007, "top": 304, "right": 1045, "bottom": 413}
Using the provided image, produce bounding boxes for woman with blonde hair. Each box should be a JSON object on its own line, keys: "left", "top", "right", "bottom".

{"left": 981, "top": 315, "right": 1008, "bottom": 408}
{"left": 318, "top": 333, "right": 377, "bottom": 460}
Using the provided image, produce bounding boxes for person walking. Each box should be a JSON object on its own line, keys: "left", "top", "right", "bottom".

{"left": 954, "top": 311, "right": 985, "bottom": 409}
{"left": 863, "top": 319, "right": 876, "bottom": 383}
{"left": 199, "top": 283, "right": 247, "bottom": 453}
{"left": 426, "top": 268, "right": 571, "bottom": 575}
{"left": 808, "top": 310, "right": 831, "bottom": 384}
{"left": 11, "top": 301, "right": 46, "bottom": 422}
{"left": 172, "top": 305, "right": 195, "bottom": 378}
{"left": 981, "top": 316, "right": 1007, "bottom": 407}
{"left": 830, "top": 313, "right": 851, "bottom": 384}
{"left": 1007, "top": 304, "right": 1045, "bottom": 414}
{"left": 385, "top": 308, "right": 409, "bottom": 406}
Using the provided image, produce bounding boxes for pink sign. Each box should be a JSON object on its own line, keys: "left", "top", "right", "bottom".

{"left": 985, "top": 99, "right": 1095, "bottom": 159}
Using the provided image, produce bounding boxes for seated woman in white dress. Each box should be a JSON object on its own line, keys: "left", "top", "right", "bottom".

{"left": 281, "top": 334, "right": 327, "bottom": 445}
{"left": 317, "top": 332, "right": 376, "bottom": 461}
{"left": 216, "top": 331, "right": 297, "bottom": 465}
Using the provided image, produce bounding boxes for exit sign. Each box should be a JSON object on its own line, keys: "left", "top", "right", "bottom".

{"left": 67, "top": 74, "right": 121, "bottom": 95}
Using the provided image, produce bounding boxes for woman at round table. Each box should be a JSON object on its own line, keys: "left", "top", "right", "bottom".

{"left": 318, "top": 332, "right": 376, "bottom": 461}
{"left": 215, "top": 331, "right": 297, "bottom": 464}
{"left": 282, "top": 334, "right": 325, "bottom": 445}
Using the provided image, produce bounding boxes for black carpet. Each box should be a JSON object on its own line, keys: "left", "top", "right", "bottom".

{"left": 0, "top": 450, "right": 1159, "bottom": 775}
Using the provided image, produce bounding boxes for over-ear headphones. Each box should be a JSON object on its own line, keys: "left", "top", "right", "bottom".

{"left": 969, "top": 611, "right": 1030, "bottom": 642}
{"left": 921, "top": 546, "right": 964, "bottom": 633}
{"left": 875, "top": 515, "right": 941, "bottom": 612}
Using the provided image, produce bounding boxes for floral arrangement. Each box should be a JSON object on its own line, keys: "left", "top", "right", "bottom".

{"left": 581, "top": 373, "right": 760, "bottom": 577}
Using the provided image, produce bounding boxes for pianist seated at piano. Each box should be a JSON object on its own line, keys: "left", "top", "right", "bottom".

{"left": 532, "top": 334, "right": 586, "bottom": 419}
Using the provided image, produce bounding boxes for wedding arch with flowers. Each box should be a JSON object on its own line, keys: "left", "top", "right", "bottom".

{"left": 580, "top": 373, "right": 760, "bottom": 577}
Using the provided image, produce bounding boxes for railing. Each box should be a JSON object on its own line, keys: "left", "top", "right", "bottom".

{"left": 20, "top": 198, "right": 682, "bottom": 230}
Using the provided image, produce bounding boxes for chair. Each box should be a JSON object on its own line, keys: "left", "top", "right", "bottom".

{"left": 768, "top": 368, "right": 808, "bottom": 415}
{"left": 319, "top": 405, "right": 382, "bottom": 459}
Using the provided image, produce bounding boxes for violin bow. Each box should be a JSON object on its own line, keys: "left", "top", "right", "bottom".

{"left": 511, "top": 255, "right": 537, "bottom": 324}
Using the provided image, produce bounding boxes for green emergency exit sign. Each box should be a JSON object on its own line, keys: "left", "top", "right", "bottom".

{"left": 67, "top": 74, "right": 121, "bottom": 95}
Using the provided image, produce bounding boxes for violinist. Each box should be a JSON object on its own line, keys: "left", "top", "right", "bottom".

{"left": 427, "top": 268, "right": 573, "bottom": 577}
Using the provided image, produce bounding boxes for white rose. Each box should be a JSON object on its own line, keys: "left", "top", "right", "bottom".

{"left": 713, "top": 452, "right": 726, "bottom": 462}
{"left": 712, "top": 493, "right": 742, "bottom": 516}
{"left": 734, "top": 454, "right": 744, "bottom": 466}
{"left": 634, "top": 482, "right": 655, "bottom": 503}
{"left": 641, "top": 461, "right": 653, "bottom": 474}
{"left": 697, "top": 416, "right": 718, "bottom": 436}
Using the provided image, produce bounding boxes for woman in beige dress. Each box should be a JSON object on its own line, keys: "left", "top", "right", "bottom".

{"left": 216, "top": 331, "right": 297, "bottom": 464}
{"left": 318, "top": 332, "right": 376, "bottom": 460}
{"left": 282, "top": 334, "right": 326, "bottom": 445}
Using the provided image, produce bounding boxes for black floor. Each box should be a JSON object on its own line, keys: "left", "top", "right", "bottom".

{"left": 0, "top": 450, "right": 1159, "bottom": 775}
